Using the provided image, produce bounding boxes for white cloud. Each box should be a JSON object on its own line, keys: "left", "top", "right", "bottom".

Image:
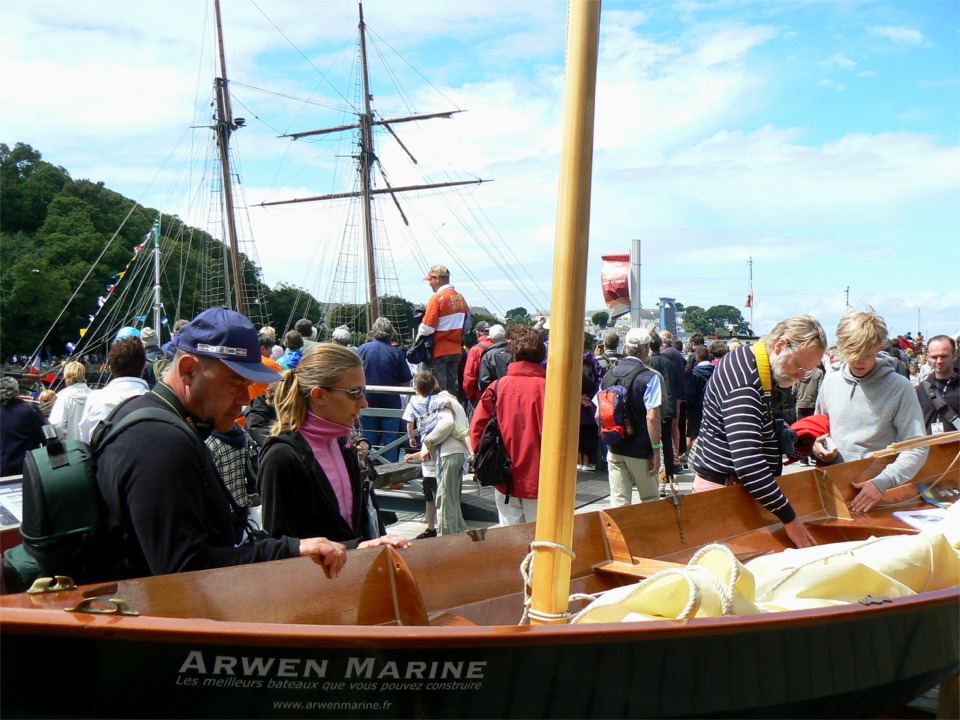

{"left": 868, "top": 26, "right": 927, "bottom": 45}
{"left": 819, "top": 79, "right": 847, "bottom": 91}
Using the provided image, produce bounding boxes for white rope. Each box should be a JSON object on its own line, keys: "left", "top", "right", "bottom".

{"left": 519, "top": 540, "right": 588, "bottom": 625}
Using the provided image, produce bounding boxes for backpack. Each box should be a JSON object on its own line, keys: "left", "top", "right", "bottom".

{"left": 687, "top": 364, "right": 715, "bottom": 415}
{"left": 581, "top": 358, "right": 597, "bottom": 396}
{"left": 596, "top": 351, "right": 623, "bottom": 374}
{"left": 478, "top": 342, "right": 512, "bottom": 393}
{"left": 473, "top": 384, "right": 513, "bottom": 494}
{"left": 596, "top": 364, "right": 647, "bottom": 446}
{"left": 2, "top": 407, "right": 209, "bottom": 592}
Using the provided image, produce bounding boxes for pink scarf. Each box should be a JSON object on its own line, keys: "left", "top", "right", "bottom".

{"left": 299, "top": 411, "right": 354, "bottom": 528}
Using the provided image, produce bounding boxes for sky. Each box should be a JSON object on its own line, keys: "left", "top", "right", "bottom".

{"left": 2, "top": 0, "right": 958, "bottom": 340}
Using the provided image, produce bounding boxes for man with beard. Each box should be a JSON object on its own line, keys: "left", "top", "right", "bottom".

{"left": 692, "top": 315, "right": 827, "bottom": 548}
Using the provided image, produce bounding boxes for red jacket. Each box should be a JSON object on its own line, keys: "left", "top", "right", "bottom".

{"left": 462, "top": 335, "right": 492, "bottom": 402}
{"left": 470, "top": 361, "right": 546, "bottom": 499}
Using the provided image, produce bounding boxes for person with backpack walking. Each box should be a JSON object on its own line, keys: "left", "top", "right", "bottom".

{"left": 462, "top": 321, "right": 492, "bottom": 407}
{"left": 596, "top": 328, "right": 662, "bottom": 507}
{"left": 477, "top": 324, "right": 512, "bottom": 395}
{"left": 470, "top": 325, "right": 547, "bottom": 526}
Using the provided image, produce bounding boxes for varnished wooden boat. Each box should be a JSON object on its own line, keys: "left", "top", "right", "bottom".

{"left": 3, "top": 4, "right": 957, "bottom": 717}
{"left": 2, "top": 440, "right": 958, "bottom": 718}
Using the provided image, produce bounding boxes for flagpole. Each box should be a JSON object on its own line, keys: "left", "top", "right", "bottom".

{"left": 152, "top": 218, "right": 162, "bottom": 342}
{"left": 748, "top": 256, "right": 753, "bottom": 333}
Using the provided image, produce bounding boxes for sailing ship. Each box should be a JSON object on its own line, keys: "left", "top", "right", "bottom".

{"left": 1, "top": 3, "right": 957, "bottom": 718}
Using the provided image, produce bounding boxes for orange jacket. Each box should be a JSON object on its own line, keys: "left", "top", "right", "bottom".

{"left": 422, "top": 285, "right": 468, "bottom": 358}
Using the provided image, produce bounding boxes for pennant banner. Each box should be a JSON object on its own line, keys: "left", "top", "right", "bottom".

{"left": 601, "top": 253, "right": 631, "bottom": 314}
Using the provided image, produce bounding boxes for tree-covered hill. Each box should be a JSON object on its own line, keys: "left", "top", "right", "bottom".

{"left": 0, "top": 142, "right": 322, "bottom": 361}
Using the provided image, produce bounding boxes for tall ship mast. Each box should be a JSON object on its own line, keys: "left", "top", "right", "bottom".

{"left": 261, "top": 4, "right": 487, "bottom": 328}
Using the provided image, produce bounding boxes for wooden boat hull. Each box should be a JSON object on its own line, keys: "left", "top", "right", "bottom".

{"left": 2, "top": 588, "right": 957, "bottom": 719}
{"left": 2, "top": 441, "right": 958, "bottom": 718}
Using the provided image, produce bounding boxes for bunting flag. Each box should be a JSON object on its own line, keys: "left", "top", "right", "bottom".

{"left": 66, "top": 342, "right": 76, "bottom": 352}
{"left": 106, "top": 283, "right": 117, "bottom": 293}
{"left": 136, "top": 314, "right": 148, "bottom": 322}
{"left": 97, "top": 296, "right": 107, "bottom": 307}
{"left": 79, "top": 328, "right": 87, "bottom": 337}
{"left": 601, "top": 253, "right": 631, "bottom": 316}
{"left": 161, "top": 316, "right": 169, "bottom": 327}
{"left": 745, "top": 294, "right": 753, "bottom": 308}
{"left": 88, "top": 314, "right": 95, "bottom": 324}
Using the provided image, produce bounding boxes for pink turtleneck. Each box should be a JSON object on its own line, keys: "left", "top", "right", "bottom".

{"left": 299, "top": 411, "right": 354, "bottom": 528}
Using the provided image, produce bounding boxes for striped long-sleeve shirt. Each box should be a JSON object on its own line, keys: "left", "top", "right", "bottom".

{"left": 693, "top": 344, "right": 795, "bottom": 523}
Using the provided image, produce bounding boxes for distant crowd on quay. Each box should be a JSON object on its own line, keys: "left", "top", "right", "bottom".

{"left": 1, "top": 261, "right": 958, "bottom": 590}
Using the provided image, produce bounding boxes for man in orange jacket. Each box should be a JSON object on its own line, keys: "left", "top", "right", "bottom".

{"left": 418, "top": 264, "right": 469, "bottom": 395}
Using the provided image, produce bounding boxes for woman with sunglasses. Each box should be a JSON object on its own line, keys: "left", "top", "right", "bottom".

{"left": 259, "top": 343, "right": 410, "bottom": 550}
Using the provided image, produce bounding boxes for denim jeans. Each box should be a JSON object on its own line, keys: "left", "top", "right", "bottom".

{"left": 360, "top": 414, "right": 402, "bottom": 463}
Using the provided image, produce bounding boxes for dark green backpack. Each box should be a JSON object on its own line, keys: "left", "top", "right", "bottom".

{"left": 3, "top": 409, "right": 190, "bottom": 592}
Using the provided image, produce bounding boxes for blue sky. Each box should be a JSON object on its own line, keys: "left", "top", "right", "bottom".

{"left": 2, "top": 0, "right": 958, "bottom": 340}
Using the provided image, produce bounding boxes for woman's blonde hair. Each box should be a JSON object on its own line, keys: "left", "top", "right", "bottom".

{"left": 835, "top": 308, "right": 887, "bottom": 362}
{"left": 272, "top": 343, "right": 362, "bottom": 434}
{"left": 63, "top": 361, "right": 86, "bottom": 385}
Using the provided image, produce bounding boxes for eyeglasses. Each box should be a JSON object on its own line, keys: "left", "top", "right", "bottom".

{"left": 321, "top": 385, "right": 366, "bottom": 400}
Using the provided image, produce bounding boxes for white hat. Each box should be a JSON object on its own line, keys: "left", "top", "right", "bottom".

{"left": 624, "top": 327, "right": 652, "bottom": 348}
{"left": 488, "top": 324, "right": 506, "bottom": 342}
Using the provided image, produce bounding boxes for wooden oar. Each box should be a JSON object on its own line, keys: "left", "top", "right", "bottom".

{"left": 871, "top": 431, "right": 960, "bottom": 458}
{"left": 530, "top": 0, "right": 602, "bottom": 626}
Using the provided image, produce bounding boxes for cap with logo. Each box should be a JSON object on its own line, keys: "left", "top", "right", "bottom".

{"left": 173, "top": 306, "right": 283, "bottom": 384}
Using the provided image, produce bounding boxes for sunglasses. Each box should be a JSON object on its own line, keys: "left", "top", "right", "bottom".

{"left": 321, "top": 385, "right": 366, "bottom": 400}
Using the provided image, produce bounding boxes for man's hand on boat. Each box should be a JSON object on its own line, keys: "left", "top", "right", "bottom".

{"left": 357, "top": 534, "right": 413, "bottom": 551}
{"left": 848, "top": 479, "right": 883, "bottom": 513}
{"left": 784, "top": 518, "right": 817, "bottom": 548}
{"left": 299, "top": 538, "right": 349, "bottom": 577}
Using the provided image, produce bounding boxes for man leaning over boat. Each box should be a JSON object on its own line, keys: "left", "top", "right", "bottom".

{"left": 692, "top": 315, "right": 828, "bottom": 548}
{"left": 95, "top": 307, "right": 347, "bottom": 580}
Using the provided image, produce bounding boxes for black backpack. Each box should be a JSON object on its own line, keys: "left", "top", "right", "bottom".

{"left": 473, "top": 384, "right": 513, "bottom": 495}
{"left": 2, "top": 408, "right": 200, "bottom": 592}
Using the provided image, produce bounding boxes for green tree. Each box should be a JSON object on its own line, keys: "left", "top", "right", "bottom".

{"left": 262, "top": 283, "right": 323, "bottom": 335}
{"left": 0, "top": 142, "right": 71, "bottom": 234}
{"left": 682, "top": 305, "right": 710, "bottom": 335}
{"left": 591, "top": 310, "right": 609, "bottom": 329}
{"left": 705, "top": 305, "right": 752, "bottom": 337}
{"left": 327, "top": 304, "right": 368, "bottom": 337}
{"left": 505, "top": 306, "right": 531, "bottom": 325}
{"left": 464, "top": 308, "right": 498, "bottom": 346}
{"left": 379, "top": 294, "right": 415, "bottom": 342}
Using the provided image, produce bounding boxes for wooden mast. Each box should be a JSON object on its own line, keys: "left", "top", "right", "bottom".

{"left": 213, "top": 0, "right": 245, "bottom": 316}
{"left": 358, "top": 3, "right": 379, "bottom": 326}
{"left": 263, "top": 4, "right": 486, "bottom": 330}
{"left": 529, "top": 0, "right": 602, "bottom": 625}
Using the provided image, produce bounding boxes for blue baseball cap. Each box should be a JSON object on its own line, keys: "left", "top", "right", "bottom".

{"left": 173, "top": 307, "right": 283, "bottom": 384}
{"left": 115, "top": 326, "right": 141, "bottom": 340}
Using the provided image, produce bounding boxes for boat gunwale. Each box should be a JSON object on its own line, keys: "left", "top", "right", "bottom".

{"left": 2, "top": 586, "right": 956, "bottom": 649}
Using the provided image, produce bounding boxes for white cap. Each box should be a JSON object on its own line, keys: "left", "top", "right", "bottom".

{"left": 624, "top": 327, "right": 652, "bottom": 348}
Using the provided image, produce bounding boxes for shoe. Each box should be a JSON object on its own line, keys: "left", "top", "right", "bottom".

{"left": 415, "top": 529, "right": 437, "bottom": 539}
{"left": 576, "top": 464, "right": 585, "bottom": 472}
{"left": 659, "top": 482, "right": 667, "bottom": 499}
{"left": 582, "top": 464, "right": 596, "bottom": 472}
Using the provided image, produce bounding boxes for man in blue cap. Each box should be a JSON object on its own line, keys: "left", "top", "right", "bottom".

{"left": 96, "top": 307, "right": 348, "bottom": 580}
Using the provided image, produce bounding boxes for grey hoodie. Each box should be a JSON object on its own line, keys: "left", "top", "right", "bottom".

{"left": 815, "top": 354, "right": 928, "bottom": 492}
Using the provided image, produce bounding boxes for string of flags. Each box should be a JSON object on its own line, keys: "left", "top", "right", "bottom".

{"left": 68, "top": 227, "right": 168, "bottom": 353}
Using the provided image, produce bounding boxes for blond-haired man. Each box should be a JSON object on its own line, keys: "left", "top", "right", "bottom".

{"left": 813, "top": 309, "right": 927, "bottom": 512}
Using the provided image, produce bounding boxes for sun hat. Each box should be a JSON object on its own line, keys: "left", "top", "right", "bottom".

{"left": 624, "top": 327, "right": 652, "bottom": 348}
{"left": 173, "top": 307, "right": 283, "bottom": 384}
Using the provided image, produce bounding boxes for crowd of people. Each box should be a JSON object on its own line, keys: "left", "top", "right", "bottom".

{"left": 1, "top": 260, "right": 958, "bottom": 588}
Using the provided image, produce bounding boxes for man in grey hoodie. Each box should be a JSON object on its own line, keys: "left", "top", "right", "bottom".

{"left": 813, "top": 309, "right": 927, "bottom": 513}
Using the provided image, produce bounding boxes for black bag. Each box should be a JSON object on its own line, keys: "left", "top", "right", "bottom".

{"left": 473, "top": 384, "right": 513, "bottom": 493}
{"left": 406, "top": 333, "right": 434, "bottom": 365}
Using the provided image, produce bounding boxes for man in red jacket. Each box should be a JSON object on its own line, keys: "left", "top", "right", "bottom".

{"left": 418, "top": 264, "right": 469, "bottom": 395}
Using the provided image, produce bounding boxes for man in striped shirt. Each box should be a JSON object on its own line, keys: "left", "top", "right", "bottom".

{"left": 418, "top": 264, "right": 470, "bottom": 395}
{"left": 692, "top": 315, "right": 827, "bottom": 548}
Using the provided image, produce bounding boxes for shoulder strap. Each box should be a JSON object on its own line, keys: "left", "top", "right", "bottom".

{"left": 93, "top": 407, "right": 200, "bottom": 457}
{"left": 926, "top": 383, "right": 960, "bottom": 425}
